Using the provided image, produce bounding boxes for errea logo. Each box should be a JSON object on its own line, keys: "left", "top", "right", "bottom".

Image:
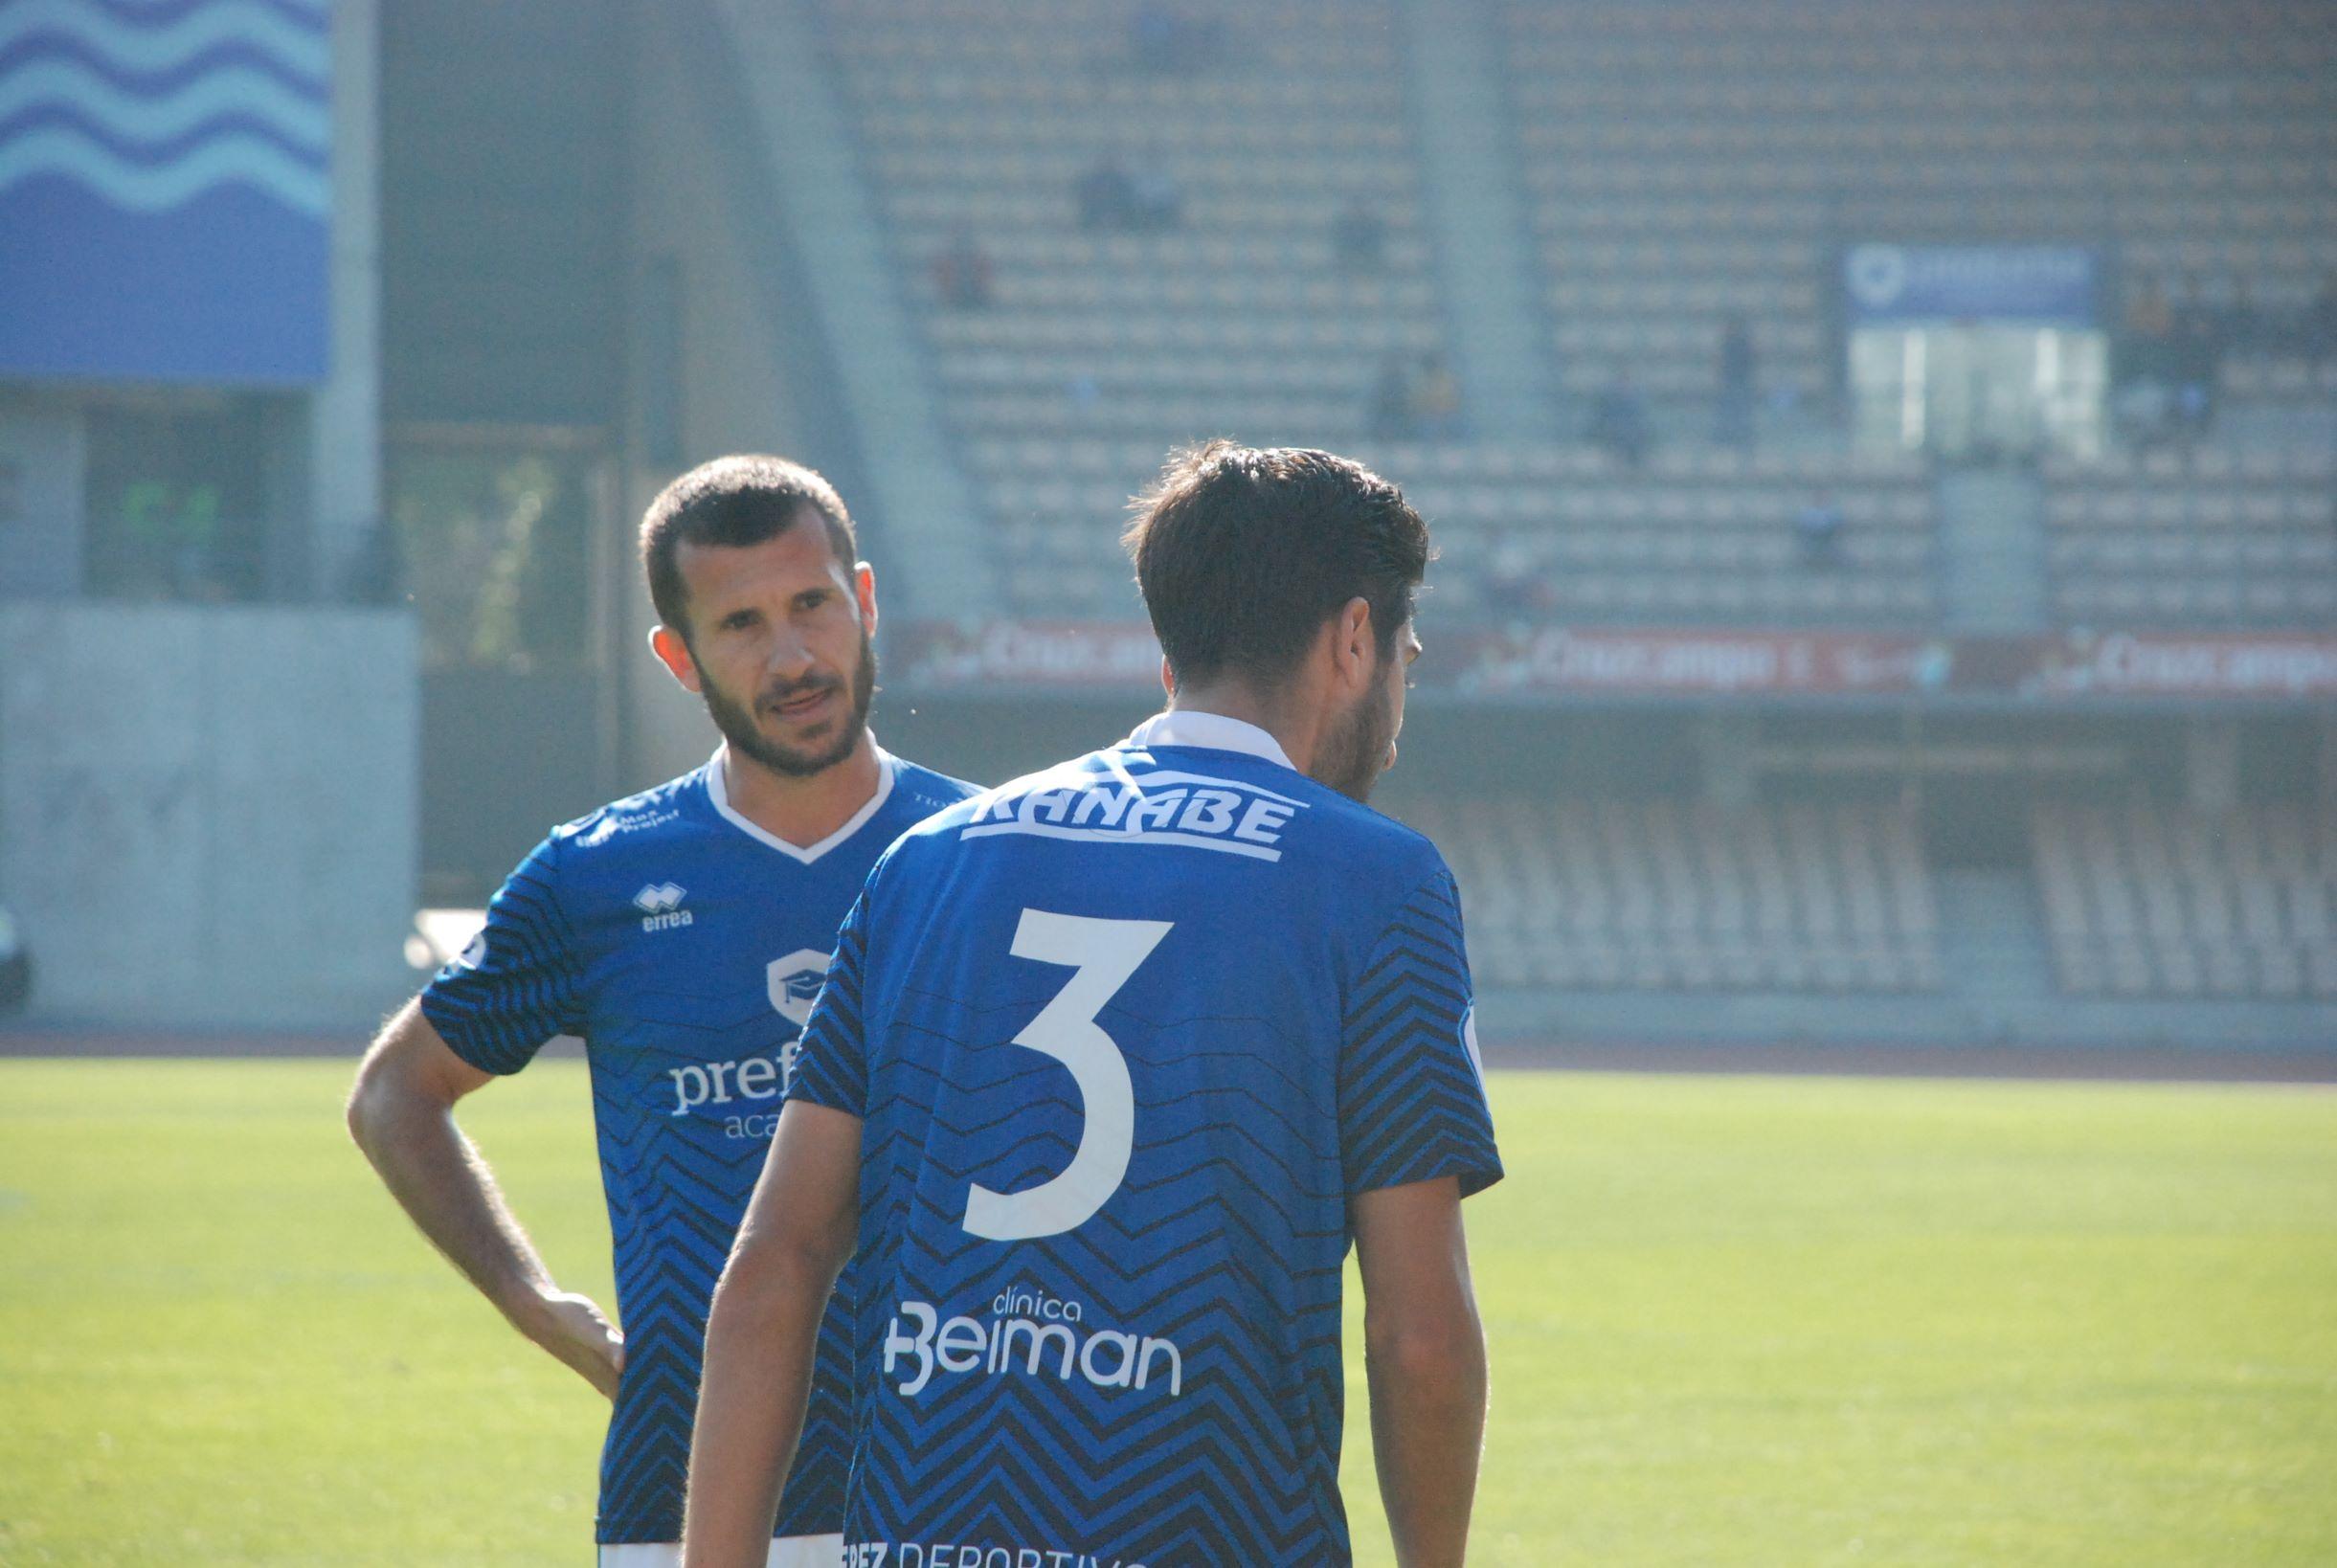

{"left": 633, "top": 882, "right": 693, "bottom": 932}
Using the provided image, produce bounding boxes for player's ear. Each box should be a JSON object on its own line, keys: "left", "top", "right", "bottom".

{"left": 648, "top": 624, "right": 704, "bottom": 694}
{"left": 1158, "top": 655, "right": 1177, "bottom": 700}
{"left": 1329, "top": 596, "right": 1375, "bottom": 697}
{"left": 853, "top": 560, "right": 878, "bottom": 633}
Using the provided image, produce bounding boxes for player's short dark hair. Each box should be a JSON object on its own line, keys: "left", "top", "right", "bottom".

{"left": 640, "top": 455, "right": 858, "bottom": 637}
{"left": 1123, "top": 440, "right": 1430, "bottom": 689}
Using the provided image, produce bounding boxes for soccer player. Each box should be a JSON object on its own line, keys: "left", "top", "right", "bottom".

{"left": 348, "top": 456, "right": 977, "bottom": 1567}
{"left": 684, "top": 442, "right": 1502, "bottom": 1567}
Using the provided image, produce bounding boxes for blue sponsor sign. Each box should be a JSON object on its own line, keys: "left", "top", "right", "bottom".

{"left": 1844, "top": 244, "right": 2097, "bottom": 326}
{"left": 0, "top": 0, "right": 332, "bottom": 384}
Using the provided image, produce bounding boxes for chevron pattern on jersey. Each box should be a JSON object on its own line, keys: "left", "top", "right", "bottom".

{"left": 418, "top": 759, "right": 978, "bottom": 1546}
{"left": 837, "top": 999, "right": 1355, "bottom": 1562}
{"left": 591, "top": 1051, "right": 857, "bottom": 1540}
{"left": 420, "top": 840, "right": 584, "bottom": 1072}
{"left": 1339, "top": 871, "right": 1506, "bottom": 1198}
{"left": 787, "top": 742, "right": 1502, "bottom": 1565}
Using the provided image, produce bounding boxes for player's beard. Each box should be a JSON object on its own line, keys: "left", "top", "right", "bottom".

{"left": 698, "top": 624, "right": 878, "bottom": 778}
{"left": 1312, "top": 666, "right": 1400, "bottom": 804}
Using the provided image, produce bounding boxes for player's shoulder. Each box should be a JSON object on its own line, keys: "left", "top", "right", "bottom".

{"left": 882, "top": 753, "right": 983, "bottom": 821}
{"left": 541, "top": 764, "right": 714, "bottom": 864}
{"left": 1288, "top": 776, "right": 1454, "bottom": 897}
{"left": 870, "top": 752, "right": 1087, "bottom": 880}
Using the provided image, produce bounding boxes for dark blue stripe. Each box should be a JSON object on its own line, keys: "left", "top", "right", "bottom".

{"left": 69, "top": 0, "right": 327, "bottom": 34}
{"left": 0, "top": 34, "right": 327, "bottom": 97}
{"left": 0, "top": 103, "right": 325, "bottom": 165}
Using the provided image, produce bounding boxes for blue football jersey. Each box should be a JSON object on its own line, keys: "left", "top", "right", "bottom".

{"left": 788, "top": 711, "right": 1502, "bottom": 1565}
{"left": 419, "top": 745, "right": 977, "bottom": 1546}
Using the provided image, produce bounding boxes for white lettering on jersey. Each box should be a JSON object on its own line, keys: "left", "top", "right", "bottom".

{"left": 964, "top": 771, "right": 1308, "bottom": 861}
{"left": 962, "top": 910, "right": 1169, "bottom": 1242}
{"left": 883, "top": 1293, "right": 1183, "bottom": 1401}
{"left": 664, "top": 961, "right": 817, "bottom": 1124}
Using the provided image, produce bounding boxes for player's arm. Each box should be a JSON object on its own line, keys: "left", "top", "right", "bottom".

{"left": 682, "top": 1098, "right": 862, "bottom": 1568}
{"left": 346, "top": 998, "right": 623, "bottom": 1398}
{"left": 1354, "top": 1175, "right": 1489, "bottom": 1568}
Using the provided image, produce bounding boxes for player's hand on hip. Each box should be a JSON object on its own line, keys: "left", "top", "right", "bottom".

{"left": 515, "top": 1287, "right": 626, "bottom": 1400}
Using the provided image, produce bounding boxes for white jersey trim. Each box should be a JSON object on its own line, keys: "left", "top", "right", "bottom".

{"left": 1125, "top": 709, "right": 1296, "bottom": 773}
{"left": 707, "top": 741, "right": 898, "bottom": 866}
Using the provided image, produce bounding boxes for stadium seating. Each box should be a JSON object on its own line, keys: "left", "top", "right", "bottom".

{"left": 2032, "top": 800, "right": 2337, "bottom": 999}
{"left": 1497, "top": 0, "right": 2337, "bottom": 402}
{"left": 2041, "top": 445, "right": 2337, "bottom": 624}
{"left": 819, "top": 0, "right": 1448, "bottom": 615}
{"left": 964, "top": 435, "right": 1941, "bottom": 622}
{"left": 1369, "top": 441, "right": 1937, "bottom": 621}
{"left": 1405, "top": 796, "right": 1943, "bottom": 993}
{"left": 815, "top": 0, "right": 2330, "bottom": 626}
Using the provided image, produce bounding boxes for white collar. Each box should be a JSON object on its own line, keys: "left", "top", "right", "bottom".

{"left": 1124, "top": 710, "right": 1296, "bottom": 772}
{"left": 705, "top": 738, "right": 897, "bottom": 865}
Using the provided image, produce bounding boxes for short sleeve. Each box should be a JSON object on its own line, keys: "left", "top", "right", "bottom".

{"left": 418, "top": 835, "right": 584, "bottom": 1074}
{"left": 785, "top": 885, "right": 872, "bottom": 1119}
{"left": 1338, "top": 868, "right": 1503, "bottom": 1199}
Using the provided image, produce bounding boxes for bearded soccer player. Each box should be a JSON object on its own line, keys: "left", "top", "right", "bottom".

{"left": 684, "top": 442, "right": 1500, "bottom": 1567}
{"left": 348, "top": 456, "right": 977, "bottom": 1566}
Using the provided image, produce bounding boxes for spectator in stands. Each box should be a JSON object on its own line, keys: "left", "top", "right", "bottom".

{"left": 1130, "top": 3, "right": 1222, "bottom": 76}
{"left": 2113, "top": 373, "right": 2174, "bottom": 450}
{"left": 1715, "top": 314, "right": 1756, "bottom": 447}
{"left": 1795, "top": 492, "right": 1845, "bottom": 569}
{"left": 1132, "top": 2, "right": 1180, "bottom": 69}
{"left": 1128, "top": 153, "right": 1183, "bottom": 230}
{"left": 1587, "top": 365, "right": 1651, "bottom": 469}
{"left": 1333, "top": 199, "right": 1386, "bottom": 272}
{"left": 1410, "top": 352, "right": 1464, "bottom": 440}
{"left": 932, "top": 225, "right": 994, "bottom": 308}
{"left": 1077, "top": 156, "right": 1136, "bottom": 230}
{"left": 1368, "top": 351, "right": 1416, "bottom": 439}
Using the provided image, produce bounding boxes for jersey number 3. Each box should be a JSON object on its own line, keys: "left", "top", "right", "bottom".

{"left": 963, "top": 909, "right": 1172, "bottom": 1243}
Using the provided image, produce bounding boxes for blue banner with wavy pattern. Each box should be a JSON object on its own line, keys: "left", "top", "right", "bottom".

{"left": 0, "top": 0, "right": 330, "bottom": 383}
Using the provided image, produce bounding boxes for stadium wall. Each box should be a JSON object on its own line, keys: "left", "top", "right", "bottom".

{"left": 0, "top": 604, "right": 418, "bottom": 1031}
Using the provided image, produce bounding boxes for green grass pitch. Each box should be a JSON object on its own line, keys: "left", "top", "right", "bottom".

{"left": 2, "top": 1059, "right": 2332, "bottom": 1565}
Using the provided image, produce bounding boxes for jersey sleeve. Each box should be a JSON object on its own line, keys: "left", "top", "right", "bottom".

{"left": 417, "top": 834, "right": 584, "bottom": 1075}
{"left": 1338, "top": 866, "right": 1504, "bottom": 1199}
{"left": 785, "top": 885, "right": 873, "bottom": 1119}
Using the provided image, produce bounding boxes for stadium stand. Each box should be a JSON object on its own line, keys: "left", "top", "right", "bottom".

{"left": 966, "top": 436, "right": 1940, "bottom": 623}
{"left": 813, "top": 0, "right": 2334, "bottom": 632}
{"left": 1407, "top": 796, "right": 1943, "bottom": 993}
{"left": 819, "top": 0, "right": 1449, "bottom": 616}
{"left": 1497, "top": 0, "right": 2337, "bottom": 404}
{"left": 1369, "top": 441, "right": 1937, "bottom": 621}
{"left": 2042, "top": 445, "right": 2337, "bottom": 624}
{"left": 2033, "top": 800, "right": 2337, "bottom": 1000}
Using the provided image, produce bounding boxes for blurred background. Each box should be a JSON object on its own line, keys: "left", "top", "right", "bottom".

{"left": 2, "top": 0, "right": 2333, "bottom": 1055}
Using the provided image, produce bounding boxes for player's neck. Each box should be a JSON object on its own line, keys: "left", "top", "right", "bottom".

{"left": 718, "top": 733, "right": 884, "bottom": 850}
{"left": 1164, "top": 686, "right": 1315, "bottom": 776}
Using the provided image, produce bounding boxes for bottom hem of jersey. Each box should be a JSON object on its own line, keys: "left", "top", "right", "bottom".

{"left": 597, "top": 1523, "right": 842, "bottom": 1546}
{"left": 597, "top": 1534, "right": 843, "bottom": 1567}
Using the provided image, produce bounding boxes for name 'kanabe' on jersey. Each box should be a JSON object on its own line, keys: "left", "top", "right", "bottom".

{"left": 788, "top": 712, "right": 1502, "bottom": 1566}
{"left": 418, "top": 747, "right": 976, "bottom": 1547}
